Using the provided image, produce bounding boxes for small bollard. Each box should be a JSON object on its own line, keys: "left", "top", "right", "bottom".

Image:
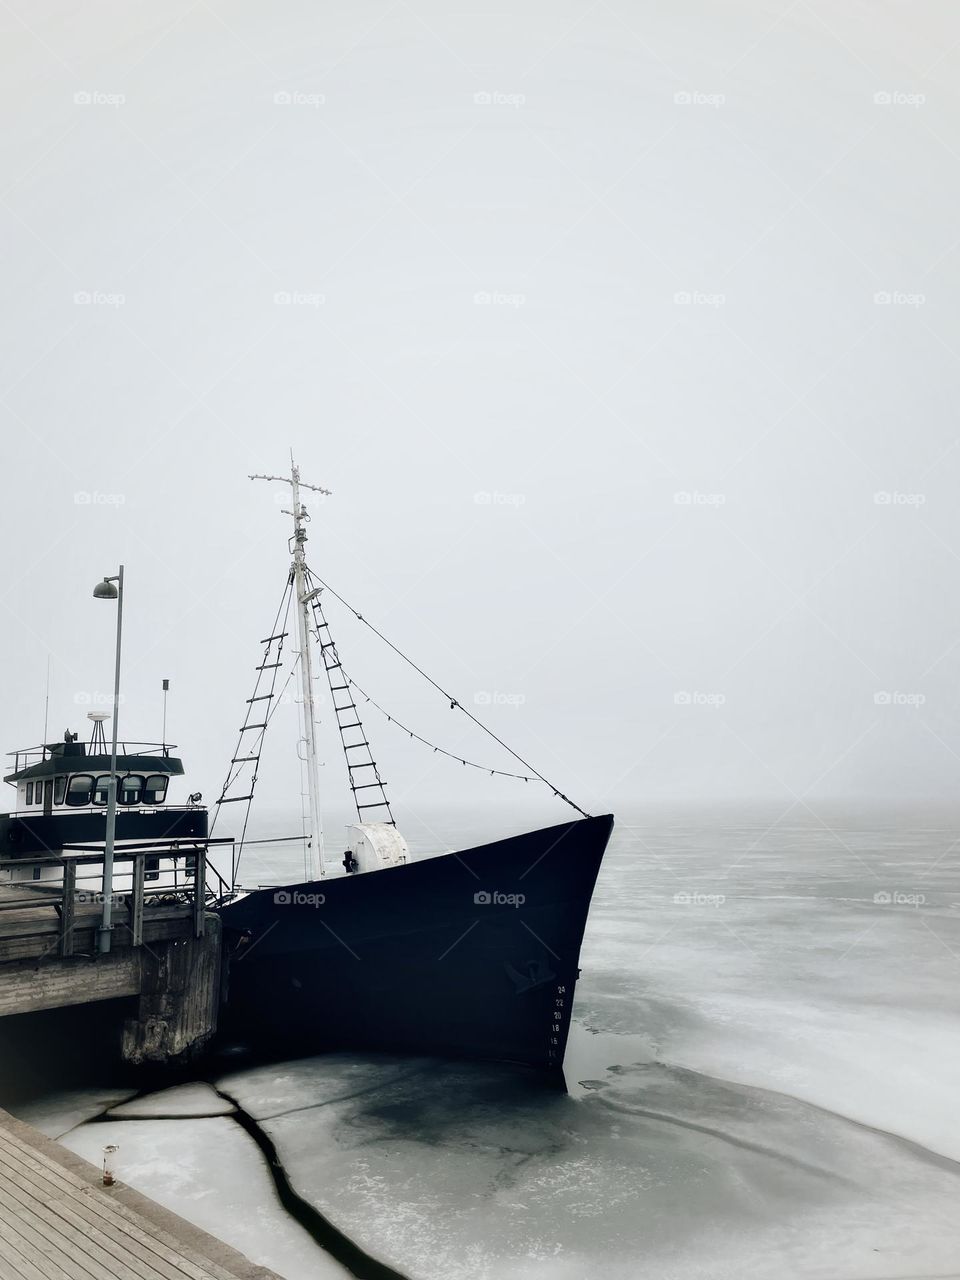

{"left": 102, "top": 1144, "right": 119, "bottom": 1186}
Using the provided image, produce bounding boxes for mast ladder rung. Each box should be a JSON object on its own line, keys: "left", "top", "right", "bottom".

{"left": 256, "top": 662, "right": 283, "bottom": 670}
{"left": 260, "top": 632, "right": 289, "bottom": 643}
{"left": 230, "top": 754, "right": 260, "bottom": 763}
{"left": 246, "top": 695, "right": 273, "bottom": 703}
{"left": 311, "top": 597, "right": 397, "bottom": 829}
{"left": 240, "top": 722, "right": 268, "bottom": 731}
{"left": 218, "top": 794, "right": 255, "bottom": 803}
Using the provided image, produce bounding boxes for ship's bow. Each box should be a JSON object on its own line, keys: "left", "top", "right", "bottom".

{"left": 221, "top": 814, "right": 614, "bottom": 1071}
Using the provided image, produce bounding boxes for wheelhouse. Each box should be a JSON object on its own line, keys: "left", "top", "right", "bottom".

{"left": 0, "top": 729, "right": 207, "bottom": 876}
{"left": 5, "top": 734, "right": 181, "bottom": 817}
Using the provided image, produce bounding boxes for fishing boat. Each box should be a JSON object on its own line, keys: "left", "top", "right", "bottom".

{"left": 217, "top": 462, "right": 614, "bottom": 1075}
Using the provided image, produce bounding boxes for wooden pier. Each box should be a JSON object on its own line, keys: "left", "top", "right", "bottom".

{"left": 0, "top": 1105, "right": 280, "bottom": 1280}
{"left": 0, "top": 844, "right": 229, "bottom": 1066}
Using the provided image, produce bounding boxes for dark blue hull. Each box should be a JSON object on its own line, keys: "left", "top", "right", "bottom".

{"left": 219, "top": 815, "right": 613, "bottom": 1071}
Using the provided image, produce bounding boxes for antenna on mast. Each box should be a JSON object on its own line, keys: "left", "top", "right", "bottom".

{"left": 249, "top": 456, "right": 331, "bottom": 880}
{"left": 161, "top": 679, "right": 170, "bottom": 750}
{"left": 42, "top": 656, "right": 51, "bottom": 744}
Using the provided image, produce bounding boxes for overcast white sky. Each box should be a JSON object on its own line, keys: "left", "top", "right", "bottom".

{"left": 2, "top": 1, "right": 960, "bottom": 834}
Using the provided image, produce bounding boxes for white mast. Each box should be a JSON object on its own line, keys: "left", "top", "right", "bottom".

{"left": 249, "top": 458, "right": 331, "bottom": 881}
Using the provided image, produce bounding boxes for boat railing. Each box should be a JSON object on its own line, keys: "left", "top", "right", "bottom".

{"left": 6, "top": 742, "right": 179, "bottom": 773}
{"left": 0, "top": 838, "right": 236, "bottom": 956}
{"left": 3, "top": 802, "right": 203, "bottom": 820}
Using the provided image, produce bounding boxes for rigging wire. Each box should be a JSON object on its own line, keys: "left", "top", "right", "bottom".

{"left": 265, "top": 653, "right": 300, "bottom": 729}
{"left": 341, "top": 668, "right": 538, "bottom": 782}
{"left": 218, "top": 561, "right": 591, "bottom": 887}
{"left": 303, "top": 582, "right": 395, "bottom": 827}
{"left": 308, "top": 574, "right": 591, "bottom": 819}
{"left": 216, "top": 578, "right": 295, "bottom": 880}
{"left": 262, "top": 650, "right": 315, "bottom": 877}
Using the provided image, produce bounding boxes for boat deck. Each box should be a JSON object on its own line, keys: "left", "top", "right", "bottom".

{"left": 0, "top": 1107, "right": 279, "bottom": 1280}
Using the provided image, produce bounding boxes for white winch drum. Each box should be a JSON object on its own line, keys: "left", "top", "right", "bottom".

{"left": 346, "top": 822, "right": 409, "bottom": 873}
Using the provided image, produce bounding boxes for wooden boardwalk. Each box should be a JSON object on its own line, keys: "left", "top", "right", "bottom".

{"left": 0, "top": 1108, "right": 280, "bottom": 1280}
{"left": 0, "top": 883, "right": 198, "bottom": 966}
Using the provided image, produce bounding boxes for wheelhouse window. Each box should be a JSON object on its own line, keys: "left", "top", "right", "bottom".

{"left": 65, "top": 774, "right": 94, "bottom": 807}
{"left": 142, "top": 774, "right": 168, "bottom": 805}
{"left": 25, "top": 782, "right": 33, "bottom": 805}
{"left": 93, "top": 776, "right": 112, "bottom": 806}
{"left": 54, "top": 777, "right": 66, "bottom": 805}
{"left": 118, "top": 775, "right": 144, "bottom": 806}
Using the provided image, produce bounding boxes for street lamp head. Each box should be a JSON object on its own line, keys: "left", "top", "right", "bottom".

{"left": 93, "top": 578, "right": 119, "bottom": 600}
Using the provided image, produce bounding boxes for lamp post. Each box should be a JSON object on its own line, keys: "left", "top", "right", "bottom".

{"left": 93, "top": 566, "right": 123, "bottom": 955}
